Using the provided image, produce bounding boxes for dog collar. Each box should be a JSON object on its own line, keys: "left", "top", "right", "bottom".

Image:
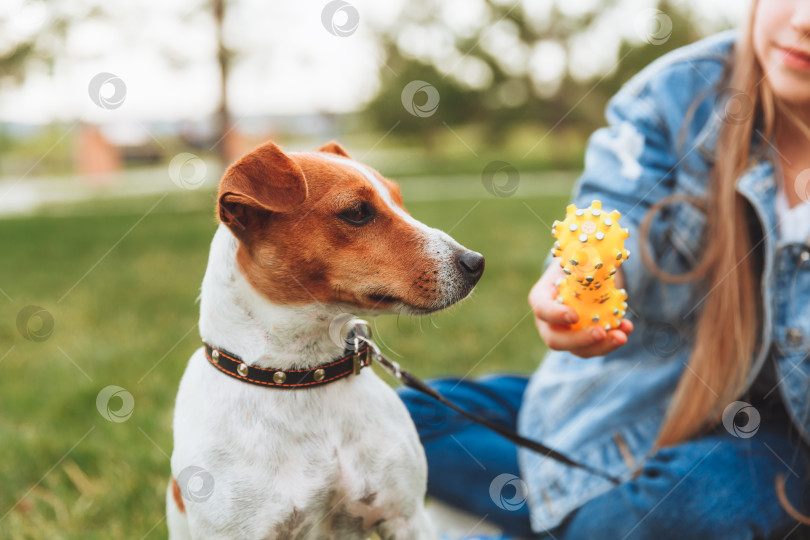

{"left": 203, "top": 341, "right": 372, "bottom": 389}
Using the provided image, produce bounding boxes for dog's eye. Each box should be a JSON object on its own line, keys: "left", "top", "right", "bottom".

{"left": 338, "top": 202, "right": 374, "bottom": 225}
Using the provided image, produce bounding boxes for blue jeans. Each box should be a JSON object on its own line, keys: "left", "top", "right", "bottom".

{"left": 398, "top": 375, "right": 810, "bottom": 539}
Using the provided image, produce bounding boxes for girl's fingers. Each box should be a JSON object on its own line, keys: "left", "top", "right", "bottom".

{"left": 569, "top": 329, "right": 632, "bottom": 358}
{"left": 529, "top": 266, "right": 578, "bottom": 326}
{"left": 537, "top": 320, "right": 606, "bottom": 352}
{"left": 616, "top": 318, "right": 634, "bottom": 335}
{"left": 531, "top": 263, "right": 634, "bottom": 357}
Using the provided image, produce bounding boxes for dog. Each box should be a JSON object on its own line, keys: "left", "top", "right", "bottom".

{"left": 166, "top": 141, "right": 485, "bottom": 539}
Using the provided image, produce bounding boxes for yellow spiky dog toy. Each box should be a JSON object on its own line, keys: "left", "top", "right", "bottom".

{"left": 550, "top": 200, "right": 629, "bottom": 331}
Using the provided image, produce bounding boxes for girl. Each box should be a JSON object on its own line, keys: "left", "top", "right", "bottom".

{"left": 400, "top": 1, "right": 810, "bottom": 538}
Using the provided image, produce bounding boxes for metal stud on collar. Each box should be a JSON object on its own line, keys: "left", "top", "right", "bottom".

{"left": 202, "top": 339, "right": 373, "bottom": 390}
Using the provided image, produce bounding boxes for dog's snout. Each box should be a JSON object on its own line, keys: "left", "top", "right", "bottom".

{"left": 456, "top": 251, "right": 485, "bottom": 281}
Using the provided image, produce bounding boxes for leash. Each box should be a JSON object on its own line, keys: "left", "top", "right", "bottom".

{"left": 346, "top": 320, "right": 622, "bottom": 485}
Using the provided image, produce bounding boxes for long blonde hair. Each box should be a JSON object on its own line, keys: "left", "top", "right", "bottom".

{"left": 642, "top": 1, "right": 770, "bottom": 447}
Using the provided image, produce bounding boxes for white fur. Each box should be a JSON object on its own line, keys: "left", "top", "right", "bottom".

{"left": 168, "top": 151, "right": 482, "bottom": 538}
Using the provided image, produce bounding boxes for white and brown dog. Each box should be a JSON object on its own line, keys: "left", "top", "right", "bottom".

{"left": 166, "top": 141, "right": 484, "bottom": 539}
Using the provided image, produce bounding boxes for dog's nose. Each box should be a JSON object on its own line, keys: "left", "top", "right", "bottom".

{"left": 456, "top": 250, "right": 485, "bottom": 281}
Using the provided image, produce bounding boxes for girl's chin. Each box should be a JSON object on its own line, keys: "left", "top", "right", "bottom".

{"left": 766, "top": 65, "right": 810, "bottom": 107}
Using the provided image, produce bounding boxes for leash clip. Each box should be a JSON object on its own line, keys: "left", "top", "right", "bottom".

{"left": 352, "top": 335, "right": 370, "bottom": 375}
{"left": 350, "top": 326, "right": 403, "bottom": 381}
{"left": 349, "top": 320, "right": 375, "bottom": 375}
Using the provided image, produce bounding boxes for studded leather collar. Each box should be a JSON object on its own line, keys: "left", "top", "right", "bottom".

{"left": 203, "top": 341, "right": 372, "bottom": 389}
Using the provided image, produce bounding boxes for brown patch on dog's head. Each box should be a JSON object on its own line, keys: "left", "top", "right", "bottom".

{"left": 171, "top": 477, "right": 185, "bottom": 513}
{"left": 217, "top": 141, "right": 308, "bottom": 240}
{"left": 217, "top": 141, "right": 483, "bottom": 313}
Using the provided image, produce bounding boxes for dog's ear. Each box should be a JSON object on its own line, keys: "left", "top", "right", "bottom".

{"left": 317, "top": 141, "right": 351, "bottom": 159}
{"left": 217, "top": 141, "right": 308, "bottom": 231}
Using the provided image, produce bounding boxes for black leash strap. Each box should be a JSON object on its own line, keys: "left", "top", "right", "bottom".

{"left": 353, "top": 332, "right": 622, "bottom": 486}
{"left": 399, "top": 369, "right": 621, "bottom": 484}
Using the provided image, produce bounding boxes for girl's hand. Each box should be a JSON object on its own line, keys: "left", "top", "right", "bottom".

{"left": 529, "top": 263, "right": 634, "bottom": 358}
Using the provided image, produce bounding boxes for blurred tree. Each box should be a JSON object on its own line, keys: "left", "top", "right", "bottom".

{"left": 0, "top": 1, "right": 99, "bottom": 84}
{"left": 0, "top": 41, "right": 39, "bottom": 84}
{"left": 0, "top": 0, "right": 83, "bottom": 172}
{"left": 178, "top": 0, "right": 234, "bottom": 165}
{"left": 365, "top": 0, "right": 716, "bottom": 147}
{"left": 212, "top": 0, "right": 232, "bottom": 165}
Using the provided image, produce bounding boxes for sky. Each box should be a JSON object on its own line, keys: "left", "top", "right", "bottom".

{"left": 0, "top": 0, "right": 749, "bottom": 125}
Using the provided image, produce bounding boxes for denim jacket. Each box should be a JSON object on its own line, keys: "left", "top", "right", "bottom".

{"left": 517, "top": 30, "right": 810, "bottom": 533}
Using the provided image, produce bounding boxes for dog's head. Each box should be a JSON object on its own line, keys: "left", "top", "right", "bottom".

{"left": 217, "top": 141, "right": 483, "bottom": 315}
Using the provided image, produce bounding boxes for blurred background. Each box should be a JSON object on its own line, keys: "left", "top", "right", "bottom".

{"left": 1, "top": 0, "right": 744, "bottom": 537}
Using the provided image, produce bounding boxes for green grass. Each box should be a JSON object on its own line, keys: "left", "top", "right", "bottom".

{"left": 0, "top": 183, "right": 568, "bottom": 538}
